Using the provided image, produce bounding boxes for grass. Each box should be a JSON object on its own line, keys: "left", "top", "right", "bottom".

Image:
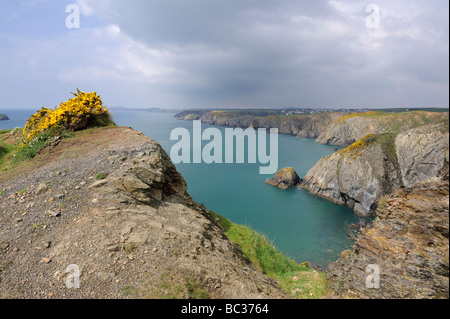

{"left": 95, "top": 172, "right": 108, "bottom": 180}
{"left": 150, "top": 276, "right": 211, "bottom": 299}
{"left": 12, "top": 132, "right": 54, "bottom": 165}
{"left": 209, "top": 210, "right": 327, "bottom": 298}
{"left": 0, "top": 141, "right": 20, "bottom": 169}
{"left": 124, "top": 271, "right": 212, "bottom": 299}
{"left": 0, "top": 126, "right": 78, "bottom": 172}
{"left": 124, "top": 243, "right": 136, "bottom": 254}
{"left": 122, "top": 286, "right": 139, "bottom": 297}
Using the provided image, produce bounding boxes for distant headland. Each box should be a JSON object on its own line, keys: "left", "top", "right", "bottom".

{"left": 0, "top": 114, "right": 9, "bottom": 120}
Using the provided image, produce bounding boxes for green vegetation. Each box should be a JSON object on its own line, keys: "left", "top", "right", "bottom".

{"left": 95, "top": 172, "right": 108, "bottom": 180}
{"left": 123, "top": 271, "right": 212, "bottom": 299}
{"left": 0, "top": 91, "right": 115, "bottom": 173}
{"left": 0, "top": 131, "right": 20, "bottom": 169}
{"left": 209, "top": 211, "right": 327, "bottom": 298}
{"left": 124, "top": 243, "right": 136, "bottom": 254}
{"left": 150, "top": 276, "right": 211, "bottom": 299}
{"left": 12, "top": 131, "right": 53, "bottom": 165}
{"left": 376, "top": 107, "right": 449, "bottom": 113}
{"left": 0, "top": 127, "right": 77, "bottom": 171}
{"left": 121, "top": 286, "right": 139, "bottom": 297}
{"left": 364, "top": 133, "right": 399, "bottom": 166}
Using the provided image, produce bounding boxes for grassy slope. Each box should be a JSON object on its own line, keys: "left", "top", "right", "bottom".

{"left": 0, "top": 130, "right": 21, "bottom": 171}
{"left": 209, "top": 211, "right": 327, "bottom": 299}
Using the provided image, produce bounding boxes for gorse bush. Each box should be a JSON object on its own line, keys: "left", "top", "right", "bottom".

{"left": 22, "top": 89, "right": 112, "bottom": 146}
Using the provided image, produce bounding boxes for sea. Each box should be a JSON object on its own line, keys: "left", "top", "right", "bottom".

{"left": 0, "top": 108, "right": 361, "bottom": 268}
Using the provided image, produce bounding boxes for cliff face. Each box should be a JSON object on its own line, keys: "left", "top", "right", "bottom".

{"left": 316, "top": 111, "right": 449, "bottom": 147}
{"left": 0, "top": 127, "right": 286, "bottom": 299}
{"left": 302, "top": 122, "right": 449, "bottom": 217}
{"left": 396, "top": 124, "right": 450, "bottom": 187}
{"left": 198, "top": 111, "right": 350, "bottom": 138}
{"left": 327, "top": 179, "right": 449, "bottom": 299}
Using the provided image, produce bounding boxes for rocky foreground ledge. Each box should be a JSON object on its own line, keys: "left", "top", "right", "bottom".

{"left": 327, "top": 178, "right": 449, "bottom": 299}
{"left": 0, "top": 127, "right": 286, "bottom": 299}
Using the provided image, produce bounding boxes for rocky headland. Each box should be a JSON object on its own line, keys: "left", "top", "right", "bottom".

{"left": 177, "top": 110, "right": 351, "bottom": 138}
{"left": 315, "top": 111, "right": 449, "bottom": 147}
{"left": 0, "top": 127, "right": 288, "bottom": 299}
{"left": 0, "top": 114, "right": 9, "bottom": 121}
{"left": 302, "top": 121, "right": 449, "bottom": 217}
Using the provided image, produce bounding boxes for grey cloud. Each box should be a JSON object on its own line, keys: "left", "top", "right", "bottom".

{"left": 79, "top": 0, "right": 448, "bottom": 108}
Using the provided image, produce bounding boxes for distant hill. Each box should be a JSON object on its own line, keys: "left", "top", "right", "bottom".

{"left": 375, "top": 107, "right": 449, "bottom": 113}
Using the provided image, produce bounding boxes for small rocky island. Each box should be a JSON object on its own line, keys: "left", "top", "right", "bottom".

{"left": 0, "top": 114, "right": 9, "bottom": 120}
{"left": 265, "top": 167, "right": 301, "bottom": 189}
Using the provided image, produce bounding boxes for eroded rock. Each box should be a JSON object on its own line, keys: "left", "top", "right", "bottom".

{"left": 265, "top": 167, "right": 301, "bottom": 189}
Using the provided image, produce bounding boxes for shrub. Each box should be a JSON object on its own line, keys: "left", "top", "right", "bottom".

{"left": 22, "top": 89, "right": 113, "bottom": 146}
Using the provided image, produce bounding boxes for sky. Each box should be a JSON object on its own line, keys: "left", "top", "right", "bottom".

{"left": 0, "top": 0, "right": 448, "bottom": 110}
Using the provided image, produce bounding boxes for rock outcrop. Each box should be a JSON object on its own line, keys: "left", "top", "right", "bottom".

{"left": 326, "top": 179, "right": 449, "bottom": 299}
{"left": 186, "top": 111, "right": 350, "bottom": 139}
{"left": 0, "top": 127, "right": 287, "bottom": 299}
{"left": 316, "top": 111, "right": 449, "bottom": 147}
{"left": 265, "top": 167, "right": 301, "bottom": 189}
{"left": 0, "top": 114, "right": 9, "bottom": 121}
{"left": 302, "top": 122, "right": 449, "bottom": 216}
{"left": 395, "top": 124, "right": 450, "bottom": 187}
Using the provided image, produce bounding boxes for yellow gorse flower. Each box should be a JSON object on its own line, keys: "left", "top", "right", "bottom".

{"left": 337, "top": 134, "right": 374, "bottom": 163}
{"left": 22, "top": 89, "right": 109, "bottom": 146}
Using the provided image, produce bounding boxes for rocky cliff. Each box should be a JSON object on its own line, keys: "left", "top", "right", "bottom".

{"left": 316, "top": 111, "right": 449, "bottom": 147}
{"left": 326, "top": 178, "right": 449, "bottom": 299}
{"left": 187, "top": 111, "right": 350, "bottom": 138}
{"left": 0, "top": 127, "right": 287, "bottom": 299}
{"left": 302, "top": 122, "right": 449, "bottom": 217}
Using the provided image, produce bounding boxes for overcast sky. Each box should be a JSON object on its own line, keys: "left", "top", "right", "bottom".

{"left": 0, "top": 0, "right": 448, "bottom": 109}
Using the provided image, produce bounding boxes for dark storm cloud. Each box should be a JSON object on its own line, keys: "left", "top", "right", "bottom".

{"left": 50, "top": 1, "right": 450, "bottom": 107}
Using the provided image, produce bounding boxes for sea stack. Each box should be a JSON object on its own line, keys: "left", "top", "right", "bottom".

{"left": 265, "top": 167, "right": 301, "bottom": 190}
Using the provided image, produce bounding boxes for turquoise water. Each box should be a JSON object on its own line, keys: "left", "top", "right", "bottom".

{"left": 0, "top": 109, "right": 360, "bottom": 267}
